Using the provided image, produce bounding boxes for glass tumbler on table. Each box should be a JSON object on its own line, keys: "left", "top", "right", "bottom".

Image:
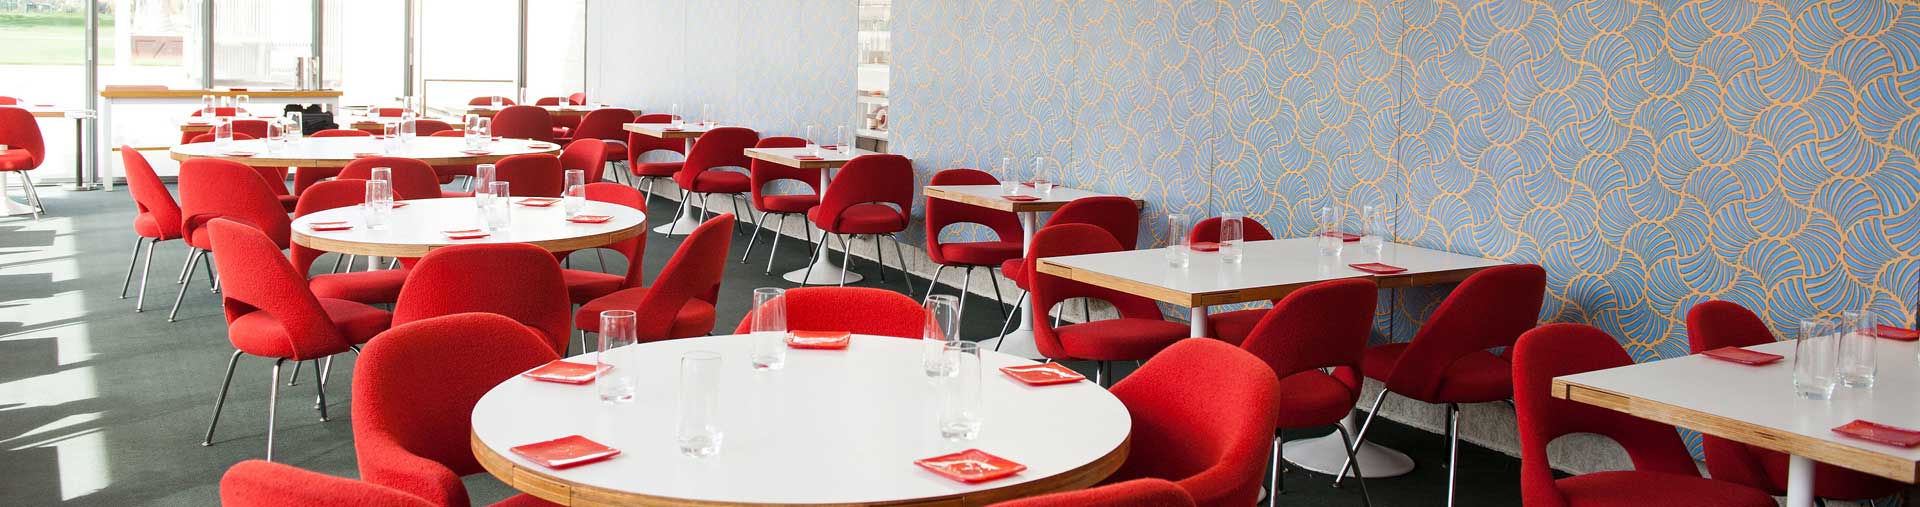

{"left": 804, "top": 124, "right": 820, "bottom": 156}
{"left": 490, "top": 95, "right": 503, "bottom": 109}
{"left": 1316, "top": 206, "right": 1345, "bottom": 257}
{"left": 370, "top": 166, "right": 392, "bottom": 183}
{"left": 1029, "top": 157, "right": 1053, "bottom": 197}
{"left": 937, "top": 341, "right": 983, "bottom": 441}
{"left": 1839, "top": 311, "right": 1877, "bottom": 388}
{"left": 997, "top": 157, "right": 1018, "bottom": 195}
{"left": 749, "top": 287, "right": 787, "bottom": 370}
{"left": 677, "top": 351, "right": 725, "bottom": 457}
{"left": 562, "top": 169, "right": 587, "bottom": 218}
{"left": 265, "top": 121, "right": 283, "bottom": 151}
{"left": 1795, "top": 318, "right": 1839, "bottom": 400}
{"left": 923, "top": 294, "right": 961, "bottom": 378}
{"left": 669, "top": 103, "right": 683, "bottom": 128}
{"left": 235, "top": 94, "right": 250, "bottom": 113}
{"left": 1165, "top": 213, "right": 1191, "bottom": 268}
{"left": 484, "top": 181, "right": 511, "bottom": 231}
{"left": 284, "top": 112, "right": 303, "bottom": 141}
{"left": 363, "top": 179, "right": 394, "bottom": 230}
{"left": 1220, "top": 212, "right": 1245, "bottom": 263}
{"left": 200, "top": 94, "right": 216, "bottom": 117}
{"left": 597, "top": 310, "right": 638, "bottom": 403}
{"left": 473, "top": 163, "right": 498, "bottom": 206}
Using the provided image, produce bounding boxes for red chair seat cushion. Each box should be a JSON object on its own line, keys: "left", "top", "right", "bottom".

{"left": 308, "top": 269, "right": 409, "bottom": 305}
{"left": 229, "top": 299, "right": 391, "bottom": 360}
{"left": 1205, "top": 308, "right": 1267, "bottom": 345}
{"left": 278, "top": 194, "right": 299, "bottom": 213}
{"left": 134, "top": 214, "right": 183, "bottom": 240}
{"left": 1273, "top": 369, "right": 1361, "bottom": 429}
{"left": 810, "top": 203, "right": 907, "bottom": 234}
{"left": 0, "top": 149, "right": 33, "bottom": 170}
{"left": 561, "top": 268, "right": 624, "bottom": 305}
{"left": 1000, "top": 258, "right": 1028, "bottom": 288}
{"left": 759, "top": 194, "right": 820, "bottom": 214}
{"left": 631, "top": 161, "right": 682, "bottom": 177}
{"left": 1554, "top": 471, "right": 1775, "bottom": 507}
{"left": 938, "top": 240, "right": 1022, "bottom": 267}
{"left": 688, "top": 170, "right": 749, "bottom": 193}
{"left": 1363, "top": 343, "right": 1513, "bottom": 403}
{"left": 574, "top": 287, "right": 716, "bottom": 339}
{"left": 1055, "top": 318, "right": 1188, "bottom": 361}
{"left": 604, "top": 143, "right": 628, "bottom": 161}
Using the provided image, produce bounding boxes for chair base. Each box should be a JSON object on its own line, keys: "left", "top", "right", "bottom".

{"left": 0, "top": 171, "right": 44, "bottom": 218}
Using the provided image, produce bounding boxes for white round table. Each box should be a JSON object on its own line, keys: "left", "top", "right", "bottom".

{"left": 168, "top": 136, "right": 559, "bottom": 168}
{"left": 470, "top": 335, "right": 1132, "bottom": 506}
{"left": 290, "top": 197, "right": 646, "bottom": 258}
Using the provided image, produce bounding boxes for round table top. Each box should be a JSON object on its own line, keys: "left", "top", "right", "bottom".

{"left": 470, "top": 335, "right": 1133, "bottom": 507}
{"left": 290, "top": 197, "right": 646, "bottom": 257}
{"left": 168, "top": 136, "right": 559, "bottom": 167}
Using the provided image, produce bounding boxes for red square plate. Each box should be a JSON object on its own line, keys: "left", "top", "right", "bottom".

{"left": 1189, "top": 241, "right": 1221, "bottom": 252}
{"left": 1348, "top": 262, "right": 1407, "bottom": 275}
{"left": 787, "top": 331, "right": 852, "bottom": 350}
{"left": 390, "top": 201, "right": 409, "bottom": 208}
{"left": 443, "top": 229, "right": 490, "bottom": 240}
{"left": 819, "top": 145, "right": 840, "bottom": 151}
{"left": 1002, "top": 195, "right": 1041, "bottom": 202}
{"left": 529, "top": 143, "right": 558, "bottom": 150}
{"left": 662, "top": 127, "right": 684, "bottom": 132}
{"left": 509, "top": 435, "right": 622, "bottom": 469}
{"left": 308, "top": 221, "right": 353, "bottom": 232}
{"left": 353, "top": 152, "right": 381, "bottom": 158}
{"left": 1321, "top": 231, "right": 1362, "bottom": 242}
{"left": 460, "top": 149, "right": 492, "bottom": 155}
{"left": 795, "top": 155, "right": 825, "bottom": 161}
{"left": 516, "top": 197, "right": 561, "bottom": 207}
{"left": 520, "top": 360, "right": 609, "bottom": 385}
{"left": 1874, "top": 325, "right": 1918, "bottom": 341}
{"left": 1000, "top": 362, "right": 1087, "bottom": 386}
{"left": 1701, "top": 346, "right": 1785, "bottom": 366}
{"left": 568, "top": 215, "right": 613, "bottom": 224}
{"left": 915, "top": 449, "right": 1027, "bottom": 483}
{"left": 1833, "top": 420, "right": 1920, "bottom": 448}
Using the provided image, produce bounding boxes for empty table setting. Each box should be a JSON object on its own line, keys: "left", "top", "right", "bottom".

{"left": 743, "top": 144, "right": 882, "bottom": 285}
{"left": 290, "top": 196, "right": 647, "bottom": 258}
{"left": 169, "top": 134, "right": 560, "bottom": 168}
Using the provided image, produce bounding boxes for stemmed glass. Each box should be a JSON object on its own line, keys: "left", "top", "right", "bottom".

{"left": 749, "top": 287, "right": 787, "bottom": 370}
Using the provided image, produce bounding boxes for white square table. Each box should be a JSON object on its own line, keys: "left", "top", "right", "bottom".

{"left": 742, "top": 146, "right": 882, "bottom": 285}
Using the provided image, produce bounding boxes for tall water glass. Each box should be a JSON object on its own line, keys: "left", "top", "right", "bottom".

{"left": 219, "top": 95, "right": 233, "bottom": 109}
{"left": 677, "top": 351, "right": 724, "bottom": 457}
{"left": 700, "top": 103, "right": 714, "bottom": 127}
{"left": 923, "top": 295, "right": 961, "bottom": 378}
{"left": 265, "top": 121, "right": 283, "bottom": 151}
{"left": 1029, "top": 157, "right": 1052, "bottom": 197}
{"left": 937, "top": 341, "right": 983, "bottom": 441}
{"left": 598, "top": 310, "right": 638, "bottom": 403}
{"left": 1357, "top": 205, "right": 1385, "bottom": 262}
{"left": 473, "top": 117, "right": 492, "bottom": 139}
{"left": 1220, "top": 212, "right": 1245, "bottom": 264}
{"left": 364, "top": 179, "right": 394, "bottom": 230}
{"left": 370, "top": 166, "right": 392, "bottom": 183}
{"left": 381, "top": 123, "right": 399, "bottom": 153}
{"left": 463, "top": 118, "right": 486, "bottom": 149}
{"left": 1166, "top": 213, "right": 1191, "bottom": 268}
{"left": 200, "top": 94, "right": 216, "bottom": 117}
{"left": 749, "top": 288, "right": 787, "bottom": 370}
{"left": 1316, "top": 206, "right": 1344, "bottom": 257}
{"left": 834, "top": 125, "right": 851, "bottom": 155}
{"left": 1795, "top": 318, "right": 1839, "bottom": 400}
{"left": 399, "top": 118, "right": 417, "bottom": 142}
{"left": 490, "top": 95, "right": 503, "bottom": 108}
{"left": 670, "top": 103, "right": 683, "bottom": 127}
{"left": 484, "top": 181, "right": 512, "bottom": 231}
{"left": 213, "top": 119, "right": 234, "bottom": 148}
{"left": 997, "top": 157, "right": 1018, "bottom": 195}
{"left": 474, "top": 164, "right": 498, "bottom": 206}
{"left": 235, "top": 94, "right": 250, "bottom": 113}
{"left": 562, "top": 169, "right": 587, "bottom": 218}
{"left": 284, "top": 112, "right": 303, "bottom": 141}
{"left": 1839, "top": 311, "right": 1877, "bottom": 388}
{"left": 804, "top": 124, "right": 820, "bottom": 156}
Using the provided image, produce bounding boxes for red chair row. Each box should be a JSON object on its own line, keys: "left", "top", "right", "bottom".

{"left": 0, "top": 107, "right": 45, "bottom": 218}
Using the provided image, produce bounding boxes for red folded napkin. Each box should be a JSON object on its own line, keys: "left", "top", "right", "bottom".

{"left": 516, "top": 197, "right": 560, "bottom": 207}
{"left": 520, "top": 360, "right": 609, "bottom": 385}
{"left": 1874, "top": 325, "right": 1918, "bottom": 341}
{"left": 795, "top": 155, "right": 825, "bottom": 161}
{"left": 787, "top": 330, "right": 852, "bottom": 350}
{"left": 460, "top": 149, "right": 492, "bottom": 155}
{"left": 1348, "top": 262, "right": 1407, "bottom": 275}
{"left": 662, "top": 127, "right": 684, "bottom": 132}
{"left": 1833, "top": 420, "right": 1920, "bottom": 448}
{"left": 1322, "top": 231, "right": 1362, "bottom": 242}
{"left": 820, "top": 145, "right": 840, "bottom": 150}
{"left": 390, "top": 201, "right": 409, "bottom": 208}
{"left": 509, "top": 435, "right": 622, "bottom": 469}
{"left": 308, "top": 221, "right": 353, "bottom": 232}
{"left": 443, "top": 229, "right": 490, "bottom": 240}
{"left": 567, "top": 215, "right": 613, "bottom": 224}
{"left": 529, "top": 143, "right": 558, "bottom": 150}
{"left": 1189, "top": 241, "right": 1221, "bottom": 252}
{"left": 353, "top": 152, "right": 380, "bottom": 158}
{"left": 1002, "top": 195, "right": 1041, "bottom": 202}
{"left": 915, "top": 449, "right": 1027, "bottom": 483}
{"left": 1000, "top": 363, "right": 1087, "bottom": 386}
{"left": 1701, "top": 346, "right": 1785, "bottom": 366}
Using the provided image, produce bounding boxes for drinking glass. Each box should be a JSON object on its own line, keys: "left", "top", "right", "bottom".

{"left": 1795, "top": 318, "right": 1839, "bottom": 400}
{"left": 472, "top": 117, "right": 492, "bottom": 139}
{"left": 474, "top": 164, "right": 498, "bottom": 205}
{"left": 937, "top": 341, "right": 983, "bottom": 441}
{"left": 218, "top": 95, "right": 233, "bottom": 109}
{"left": 265, "top": 120, "right": 283, "bottom": 150}
{"left": 597, "top": 310, "right": 638, "bottom": 403}
{"left": 677, "top": 351, "right": 724, "bottom": 457}
{"left": 670, "top": 103, "right": 683, "bottom": 128}
{"left": 213, "top": 120, "right": 234, "bottom": 148}
{"left": 1166, "top": 213, "right": 1191, "bottom": 268}
{"left": 997, "top": 157, "right": 1018, "bottom": 195}
{"left": 284, "top": 112, "right": 303, "bottom": 140}
{"left": 1029, "top": 157, "right": 1052, "bottom": 197}
{"left": 1357, "top": 205, "right": 1385, "bottom": 262}
{"left": 700, "top": 103, "right": 714, "bottom": 127}
{"left": 922, "top": 295, "right": 962, "bottom": 378}
{"left": 749, "top": 288, "right": 787, "bottom": 370}
{"left": 484, "top": 181, "right": 512, "bottom": 231}
{"left": 1220, "top": 212, "right": 1245, "bottom": 264}
{"left": 1316, "top": 206, "right": 1345, "bottom": 257}
{"left": 834, "top": 125, "right": 850, "bottom": 155}
{"left": 1839, "top": 311, "right": 1877, "bottom": 388}
{"left": 490, "top": 95, "right": 503, "bottom": 108}
{"left": 234, "top": 94, "right": 250, "bottom": 114}
{"left": 463, "top": 117, "right": 486, "bottom": 149}
{"left": 364, "top": 179, "right": 394, "bottom": 230}
{"left": 399, "top": 118, "right": 417, "bottom": 142}
{"left": 804, "top": 124, "right": 820, "bottom": 156}
{"left": 200, "top": 94, "right": 216, "bottom": 117}
{"left": 368, "top": 166, "right": 391, "bottom": 183}
{"left": 563, "top": 169, "right": 587, "bottom": 218}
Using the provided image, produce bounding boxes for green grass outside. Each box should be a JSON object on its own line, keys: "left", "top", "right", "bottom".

{"left": 0, "top": 12, "right": 124, "bottom": 65}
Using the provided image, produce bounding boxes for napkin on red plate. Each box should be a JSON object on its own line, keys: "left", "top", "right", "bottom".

{"left": 1321, "top": 231, "right": 1362, "bottom": 242}
{"left": 795, "top": 155, "right": 825, "bottom": 161}
{"left": 786, "top": 331, "right": 852, "bottom": 350}
{"left": 1002, "top": 195, "right": 1041, "bottom": 202}
{"left": 520, "top": 360, "right": 609, "bottom": 384}
{"left": 443, "top": 229, "right": 490, "bottom": 240}
{"left": 308, "top": 221, "right": 353, "bottom": 232}
{"left": 461, "top": 149, "right": 492, "bottom": 155}
{"left": 1833, "top": 420, "right": 1920, "bottom": 448}
{"left": 509, "top": 435, "right": 622, "bottom": 469}
{"left": 819, "top": 145, "right": 840, "bottom": 150}
{"left": 1874, "top": 325, "right": 1918, "bottom": 341}
{"left": 915, "top": 449, "right": 1027, "bottom": 483}
{"left": 1700, "top": 346, "right": 1784, "bottom": 366}
{"left": 1348, "top": 262, "right": 1407, "bottom": 275}
{"left": 1189, "top": 241, "right": 1221, "bottom": 252}
{"left": 567, "top": 215, "right": 613, "bottom": 224}
{"left": 516, "top": 197, "right": 560, "bottom": 207}
{"left": 223, "top": 151, "right": 257, "bottom": 157}
{"left": 1000, "top": 363, "right": 1087, "bottom": 386}
{"left": 390, "top": 201, "right": 409, "bottom": 208}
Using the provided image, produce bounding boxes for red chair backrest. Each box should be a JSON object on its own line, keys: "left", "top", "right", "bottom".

{"left": 187, "top": 132, "right": 259, "bottom": 144}
{"left": 375, "top": 107, "right": 406, "bottom": 117}
{"left": 221, "top": 460, "right": 432, "bottom": 507}
{"left": 230, "top": 119, "right": 271, "bottom": 139}
{"left": 1239, "top": 277, "right": 1377, "bottom": 381}
{"left": 0, "top": 96, "right": 18, "bottom": 105}
{"left": 339, "top": 157, "right": 443, "bottom": 200}
{"left": 583, "top": 182, "right": 648, "bottom": 288}
{"left": 392, "top": 243, "right": 572, "bottom": 352}
{"left": 1044, "top": 196, "right": 1142, "bottom": 249}
{"left": 1108, "top": 338, "right": 1279, "bottom": 507}
{"left": 631, "top": 214, "right": 735, "bottom": 340}
{"left": 674, "top": 126, "right": 757, "bottom": 188}
{"left": 190, "top": 107, "right": 245, "bottom": 117}
{"left": 179, "top": 158, "right": 291, "bottom": 249}
{"left": 627, "top": 113, "right": 685, "bottom": 161}
{"left": 988, "top": 478, "right": 1196, "bottom": 507}
{"left": 351, "top": 313, "right": 557, "bottom": 507}
{"left": 312, "top": 129, "right": 372, "bottom": 138}
{"left": 532, "top": 97, "right": 565, "bottom": 106}
{"left": 573, "top": 108, "right": 635, "bottom": 143}
{"left": 1028, "top": 224, "right": 1169, "bottom": 359}
{"left": 815, "top": 154, "right": 913, "bottom": 229}
{"left": 290, "top": 179, "right": 375, "bottom": 274}
{"left": 468, "top": 96, "right": 515, "bottom": 106}
{"left": 559, "top": 138, "right": 609, "bottom": 183}
{"left": 1189, "top": 216, "right": 1276, "bottom": 242}
{"left": 730, "top": 287, "right": 925, "bottom": 338}
{"left": 925, "top": 168, "right": 1021, "bottom": 264}
{"left": 206, "top": 218, "right": 347, "bottom": 360}
{"left": 123, "top": 147, "right": 183, "bottom": 240}
{"left": 1686, "top": 300, "right": 1775, "bottom": 351}
{"left": 492, "top": 105, "right": 553, "bottom": 142}
{"left": 747, "top": 136, "right": 816, "bottom": 208}
{"left": 567, "top": 92, "right": 586, "bottom": 105}
{"left": 1513, "top": 323, "right": 1703, "bottom": 507}
{"left": 413, "top": 119, "right": 455, "bottom": 136}
{"left": 1383, "top": 263, "right": 1546, "bottom": 401}
{"left": 493, "top": 153, "right": 565, "bottom": 197}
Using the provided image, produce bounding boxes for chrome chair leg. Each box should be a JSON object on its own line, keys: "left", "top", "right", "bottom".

{"left": 202, "top": 350, "right": 244, "bottom": 447}
{"left": 765, "top": 213, "right": 790, "bottom": 275}
{"left": 801, "top": 228, "right": 828, "bottom": 285}
{"left": 1269, "top": 434, "right": 1285, "bottom": 503}
{"left": 314, "top": 358, "right": 330, "bottom": 422}
{"left": 286, "top": 361, "right": 302, "bottom": 386}
{"left": 121, "top": 236, "right": 145, "bottom": 298}
{"left": 923, "top": 264, "right": 949, "bottom": 304}
{"left": 204, "top": 251, "right": 219, "bottom": 292}
{"left": 169, "top": 249, "right": 206, "bottom": 322}
{"left": 995, "top": 291, "right": 1028, "bottom": 346}
{"left": 135, "top": 238, "right": 157, "bottom": 311}
{"left": 838, "top": 234, "right": 853, "bottom": 286}
{"left": 873, "top": 236, "right": 888, "bottom": 282}
{"left": 1336, "top": 424, "right": 1374, "bottom": 507}
{"left": 956, "top": 267, "right": 975, "bottom": 326}
{"left": 1444, "top": 403, "right": 1460, "bottom": 507}
{"left": 741, "top": 210, "right": 770, "bottom": 263}
{"left": 890, "top": 235, "right": 914, "bottom": 296}
{"left": 1335, "top": 389, "right": 1392, "bottom": 486}
{"left": 664, "top": 190, "right": 691, "bottom": 235}
{"left": 177, "top": 246, "right": 196, "bottom": 283}
{"left": 265, "top": 358, "right": 283, "bottom": 461}
{"left": 988, "top": 268, "right": 1010, "bottom": 322}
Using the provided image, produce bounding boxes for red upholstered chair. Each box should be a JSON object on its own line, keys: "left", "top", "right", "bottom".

{"left": 339, "top": 157, "right": 443, "bottom": 200}
{"left": 996, "top": 196, "right": 1142, "bottom": 336}
{"left": 311, "top": 128, "right": 371, "bottom": 138}
{"left": 374, "top": 107, "right": 406, "bottom": 117}
{"left": 0, "top": 96, "right": 18, "bottom": 105}
{"left": 572, "top": 108, "right": 636, "bottom": 183}
{"left": 171, "top": 158, "right": 295, "bottom": 322}
{"left": 412, "top": 119, "right": 455, "bottom": 136}
{"left": 664, "top": 126, "right": 758, "bottom": 235}
{"left": 989, "top": 479, "right": 1195, "bottom": 507}
{"left": 492, "top": 105, "right": 554, "bottom": 142}
{"left": 1513, "top": 323, "right": 1777, "bottom": 507}
{"left": 1191, "top": 216, "right": 1279, "bottom": 344}
{"left": 741, "top": 136, "right": 817, "bottom": 272}
{"left": 179, "top": 109, "right": 249, "bottom": 143}
{"left": 469, "top": 96, "right": 516, "bottom": 106}
{"left": 1237, "top": 278, "right": 1377, "bottom": 501}
{"left": 292, "top": 180, "right": 409, "bottom": 305}
{"left": 121, "top": 147, "right": 186, "bottom": 311}
{"left": 559, "top": 183, "right": 649, "bottom": 307}
{"left": 626, "top": 113, "right": 686, "bottom": 207}
{"left": 576, "top": 214, "right": 735, "bottom": 344}
{"left": 1347, "top": 263, "right": 1546, "bottom": 504}
{"left": 187, "top": 131, "right": 297, "bottom": 211}
{"left": 802, "top": 153, "right": 916, "bottom": 293}
{"left": 923, "top": 168, "right": 1021, "bottom": 321}
{"left": 230, "top": 119, "right": 271, "bottom": 139}
{"left": 392, "top": 243, "right": 571, "bottom": 354}
{"left": 201, "top": 219, "right": 391, "bottom": 460}
{"left": 291, "top": 129, "right": 375, "bottom": 194}
{"left": 494, "top": 153, "right": 565, "bottom": 197}
{"left": 427, "top": 129, "right": 476, "bottom": 185}
{"left": 1028, "top": 224, "right": 1188, "bottom": 383}
{"left": 0, "top": 107, "right": 44, "bottom": 218}
{"left": 221, "top": 460, "right": 432, "bottom": 507}
{"left": 1106, "top": 338, "right": 1279, "bottom": 507}
{"left": 566, "top": 92, "right": 586, "bottom": 105}
{"left": 352, "top": 313, "right": 560, "bottom": 507}
{"left": 559, "top": 138, "right": 609, "bottom": 183}
{"left": 730, "top": 287, "right": 926, "bottom": 339}
{"left": 1687, "top": 301, "right": 1907, "bottom": 501}
{"left": 532, "top": 97, "right": 577, "bottom": 140}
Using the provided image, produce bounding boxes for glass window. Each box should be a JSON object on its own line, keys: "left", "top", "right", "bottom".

{"left": 415, "top": 0, "right": 517, "bottom": 117}
{"left": 524, "top": 0, "right": 584, "bottom": 103}
{"left": 212, "top": 0, "right": 311, "bottom": 88}
{"left": 321, "top": 0, "right": 404, "bottom": 108}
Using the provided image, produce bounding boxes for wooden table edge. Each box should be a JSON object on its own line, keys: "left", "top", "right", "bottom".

{"left": 922, "top": 187, "right": 1143, "bottom": 214}
{"left": 1032, "top": 258, "right": 1496, "bottom": 308}
{"left": 1551, "top": 379, "right": 1920, "bottom": 483}
{"left": 290, "top": 219, "right": 647, "bottom": 258}
{"left": 472, "top": 431, "right": 1130, "bottom": 507}
{"left": 168, "top": 147, "right": 558, "bottom": 168}
{"left": 742, "top": 148, "right": 845, "bottom": 169}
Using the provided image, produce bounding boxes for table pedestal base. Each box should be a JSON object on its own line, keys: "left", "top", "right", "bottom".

{"left": 652, "top": 204, "right": 705, "bottom": 236}
{"left": 782, "top": 253, "right": 864, "bottom": 285}
{"left": 980, "top": 330, "right": 1044, "bottom": 360}
{"left": 0, "top": 173, "right": 39, "bottom": 217}
{"left": 1282, "top": 417, "right": 1415, "bottom": 479}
